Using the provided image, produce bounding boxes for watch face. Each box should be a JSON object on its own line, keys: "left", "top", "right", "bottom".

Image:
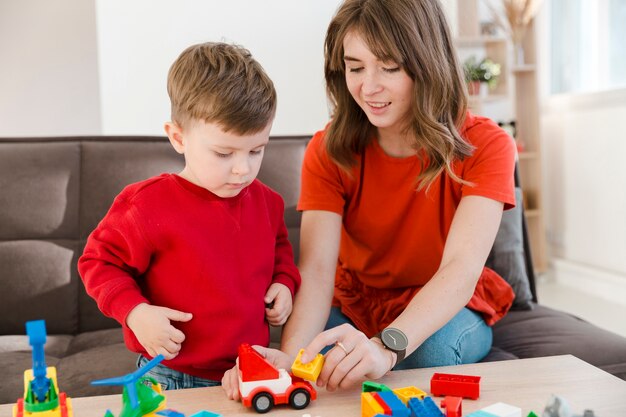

{"left": 381, "top": 328, "right": 408, "bottom": 351}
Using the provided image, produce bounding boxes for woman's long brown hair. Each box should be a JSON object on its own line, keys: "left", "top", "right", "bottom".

{"left": 324, "top": 0, "right": 473, "bottom": 189}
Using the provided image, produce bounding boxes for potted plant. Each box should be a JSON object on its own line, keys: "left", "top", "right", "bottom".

{"left": 463, "top": 56, "right": 501, "bottom": 96}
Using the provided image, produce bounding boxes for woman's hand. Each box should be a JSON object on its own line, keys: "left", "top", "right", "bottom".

{"left": 300, "top": 324, "right": 396, "bottom": 391}
{"left": 222, "top": 345, "right": 295, "bottom": 401}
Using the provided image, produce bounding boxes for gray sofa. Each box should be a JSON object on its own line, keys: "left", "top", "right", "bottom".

{"left": 1, "top": 135, "right": 625, "bottom": 405}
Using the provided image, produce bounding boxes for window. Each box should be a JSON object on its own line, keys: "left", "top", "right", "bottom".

{"left": 550, "top": 0, "right": 626, "bottom": 94}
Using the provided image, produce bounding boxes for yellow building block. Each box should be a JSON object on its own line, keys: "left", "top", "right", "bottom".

{"left": 291, "top": 349, "right": 324, "bottom": 382}
{"left": 392, "top": 386, "right": 427, "bottom": 404}
{"left": 361, "top": 392, "right": 385, "bottom": 417}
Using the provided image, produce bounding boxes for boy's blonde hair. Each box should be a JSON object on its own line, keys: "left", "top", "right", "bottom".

{"left": 167, "top": 42, "right": 276, "bottom": 134}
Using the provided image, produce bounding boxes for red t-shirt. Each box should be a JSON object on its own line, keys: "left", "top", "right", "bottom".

{"left": 298, "top": 112, "right": 516, "bottom": 337}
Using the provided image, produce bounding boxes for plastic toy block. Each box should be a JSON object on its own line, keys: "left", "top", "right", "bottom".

{"left": 480, "top": 402, "right": 521, "bottom": 417}
{"left": 407, "top": 397, "right": 444, "bottom": 417}
{"left": 465, "top": 411, "right": 498, "bottom": 417}
{"left": 25, "top": 320, "right": 50, "bottom": 403}
{"left": 422, "top": 397, "right": 445, "bottom": 417}
{"left": 291, "top": 349, "right": 324, "bottom": 382}
{"left": 373, "top": 392, "right": 393, "bottom": 415}
{"left": 158, "top": 409, "right": 222, "bottom": 417}
{"left": 430, "top": 373, "right": 480, "bottom": 400}
{"left": 188, "top": 412, "right": 222, "bottom": 417}
{"left": 363, "top": 381, "right": 393, "bottom": 392}
{"left": 440, "top": 396, "right": 462, "bottom": 417}
{"left": 393, "top": 387, "right": 427, "bottom": 404}
{"left": 525, "top": 413, "right": 539, "bottom": 417}
{"left": 377, "top": 391, "right": 409, "bottom": 417}
{"left": 157, "top": 411, "right": 186, "bottom": 417}
{"left": 362, "top": 392, "right": 388, "bottom": 417}
{"left": 13, "top": 320, "right": 74, "bottom": 417}
{"left": 238, "top": 344, "right": 280, "bottom": 382}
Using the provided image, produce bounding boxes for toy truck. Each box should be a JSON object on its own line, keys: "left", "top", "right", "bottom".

{"left": 237, "top": 344, "right": 316, "bottom": 413}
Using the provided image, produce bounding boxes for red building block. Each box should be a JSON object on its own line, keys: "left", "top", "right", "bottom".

{"left": 238, "top": 344, "right": 279, "bottom": 382}
{"left": 440, "top": 396, "right": 462, "bottom": 417}
{"left": 430, "top": 373, "right": 480, "bottom": 400}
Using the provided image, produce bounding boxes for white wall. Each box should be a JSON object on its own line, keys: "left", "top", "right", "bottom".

{"left": 542, "top": 89, "right": 626, "bottom": 303}
{"left": 0, "top": 0, "right": 101, "bottom": 136}
{"left": 0, "top": 0, "right": 342, "bottom": 137}
{"left": 95, "top": 0, "right": 341, "bottom": 136}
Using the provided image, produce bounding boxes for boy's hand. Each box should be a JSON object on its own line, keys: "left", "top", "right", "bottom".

{"left": 264, "top": 283, "right": 292, "bottom": 326}
{"left": 222, "top": 345, "right": 293, "bottom": 401}
{"left": 126, "top": 303, "right": 192, "bottom": 360}
{"left": 222, "top": 362, "right": 241, "bottom": 401}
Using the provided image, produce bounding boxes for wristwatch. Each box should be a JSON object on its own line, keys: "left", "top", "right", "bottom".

{"left": 374, "top": 327, "right": 408, "bottom": 365}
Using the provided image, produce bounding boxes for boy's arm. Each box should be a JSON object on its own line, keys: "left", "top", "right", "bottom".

{"left": 78, "top": 197, "right": 152, "bottom": 325}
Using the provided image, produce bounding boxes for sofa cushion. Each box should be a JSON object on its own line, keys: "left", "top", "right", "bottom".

{"left": 0, "top": 240, "right": 80, "bottom": 335}
{"left": 493, "top": 304, "right": 626, "bottom": 379}
{"left": 257, "top": 137, "right": 307, "bottom": 261}
{"left": 486, "top": 187, "right": 534, "bottom": 310}
{"left": 0, "top": 142, "right": 80, "bottom": 240}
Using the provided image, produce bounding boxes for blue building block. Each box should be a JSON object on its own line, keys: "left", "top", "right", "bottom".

{"left": 422, "top": 397, "right": 444, "bottom": 417}
{"left": 407, "top": 397, "right": 444, "bottom": 417}
{"left": 189, "top": 411, "right": 222, "bottom": 417}
{"left": 26, "top": 320, "right": 51, "bottom": 402}
{"left": 378, "top": 391, "right": 410, "bottom": 417}
{"left": 157, "top": 410, "right": 186, "bottom": 417}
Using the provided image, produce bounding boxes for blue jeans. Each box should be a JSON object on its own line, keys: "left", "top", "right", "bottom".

{"left": 325, "top": 306, "right": 492, "bottom": 369}
{"left": 136, "top": 356, "right": 221, "bottom": 390}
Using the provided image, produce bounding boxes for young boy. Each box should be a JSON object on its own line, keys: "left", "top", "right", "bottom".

{"left": 78, "top": 42, "right": 301, "bottom": 389}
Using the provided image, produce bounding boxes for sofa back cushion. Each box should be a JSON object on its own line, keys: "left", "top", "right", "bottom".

{"left": 0, "top": 142, "right": 82, "bottom": 334}
{"left": 0, "top": 136, "right": 308, "bottom": 336}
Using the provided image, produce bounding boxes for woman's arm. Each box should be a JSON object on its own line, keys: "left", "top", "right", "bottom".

{"left": 280, "top": 210, "right": 342, "bottom": 357}
{"left": 388, "top": 195, "right": 504, "bottom": 357}
{"left": 301, "top": 195, "right": 504, "bottom": 390}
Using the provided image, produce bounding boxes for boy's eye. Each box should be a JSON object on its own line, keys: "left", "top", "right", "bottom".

{"left": 250, "top": 149, "right": 263, "bottom": 156}
{"left": 215, "top": 151, "right": 231, "bottom": 158}
{"left": 383, "top": 66, "right": 400, "bottom": 73}
{"left": 348, "top": 67, "right": 363, "bottom": 73}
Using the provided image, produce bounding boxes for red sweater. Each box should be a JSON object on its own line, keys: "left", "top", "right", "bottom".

{"left": 79, "top": 174, "right": 301, "bottom": 380}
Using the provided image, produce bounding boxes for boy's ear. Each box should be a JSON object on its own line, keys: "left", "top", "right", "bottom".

{"left": 165, "top": 121, "right": 185, "bottom": 154}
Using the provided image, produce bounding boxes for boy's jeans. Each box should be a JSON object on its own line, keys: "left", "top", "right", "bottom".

{"left": 136, "top": 356, "right": 221, "bottom": 390}
{"left": 325, "top": 306, "right": 492, "bottom": 369}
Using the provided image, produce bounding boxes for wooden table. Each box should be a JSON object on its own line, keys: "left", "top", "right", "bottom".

{"left": 3, "top": 355, "right": 626, "bottom": 417}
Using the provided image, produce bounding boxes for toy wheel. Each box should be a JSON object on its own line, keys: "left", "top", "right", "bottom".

{"left": 289, "top": 388, "right": 311, "bottom": 409}
{"left": 252, "top": 392, "right": 274, "bottom": 413}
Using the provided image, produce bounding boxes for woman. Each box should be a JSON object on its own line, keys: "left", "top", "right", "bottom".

{"left": 223, "top": 0, "right": 516, "bottom": 397}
